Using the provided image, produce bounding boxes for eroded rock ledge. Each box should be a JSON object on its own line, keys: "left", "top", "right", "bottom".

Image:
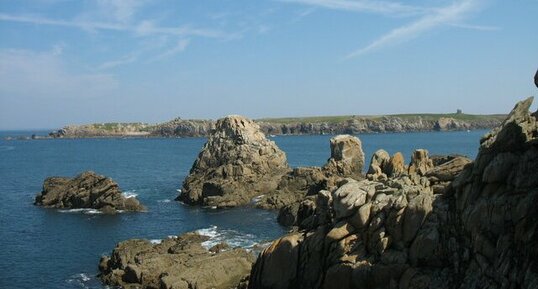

{"left": 99, "top": 232, "right": 254, "bottom": 289}
{"left": 248, "top": 97, "right": 538, "bottom": 289}
{"left": 34, "top": 171, "right": 145, "bottom": 213}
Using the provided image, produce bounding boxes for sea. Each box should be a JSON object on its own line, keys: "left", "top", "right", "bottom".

{"left": 0, "top": 129, "right": 488, "bottom": 289}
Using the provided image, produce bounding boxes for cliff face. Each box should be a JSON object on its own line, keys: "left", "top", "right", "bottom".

{"left": 247, "top": 97, "right": 538, "bottom": 289}
{"left": 48, "top": 115, "right": 504, "bottom": 138}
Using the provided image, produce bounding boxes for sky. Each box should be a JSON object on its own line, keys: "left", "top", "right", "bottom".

{"left": 0, "top": 0, "right": 537, "bottom": 130}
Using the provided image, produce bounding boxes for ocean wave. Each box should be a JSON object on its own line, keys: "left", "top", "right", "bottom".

{"left": 196, "top": 225, "right": 258, "bottom": 250}
{"left": 0, "top": 145, "right": 15, "bottom": 152}
{"left": 122, "top": 190, "right": 137, "bottom": 198}
{"left": 58, "top": 208, "right": 102, "bottom": 215}
{"left": 176, "top": 188, "right": 182, "bottom": 193}
{"left": 157, "top": 199, "right": 171, "bottom": 203}
{"left": 65, "top": 273, "right": 96, "bottom": 289}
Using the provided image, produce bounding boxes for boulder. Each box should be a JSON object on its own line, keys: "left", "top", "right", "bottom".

{"left": 408, "top": 149, "right": 433, "bottom": 176}
{"left": 385, "top": 152, "right": 406, "bottom": 177}
{"left": 99, "top": 232, "right": 255, "bottom": 289}
{"left": 179, "top": 115, "right": 290, "bottom": 207}
{"left": 34, "top": 171, "right": 145, "bottom": 213}
{"left": 366, "top": 149, "right": 390, "bottom": 180}
{"left": 323, "top": 135, "right": 365, "bottom": 179}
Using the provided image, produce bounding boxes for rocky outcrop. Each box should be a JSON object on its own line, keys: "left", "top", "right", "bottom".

{"left": 99, "top": 232, "right": 254, "bottom": 289}
{"left": 259, "top": 135, "right": 364, "bottom": 217}
{"left": 248, "top": 97, "right": 538, "bottom": 289}
{"left": 149, "top": 118, "right": 215, "bottom": 137}
{"left": 178, "top": 115, "right": 290, "bottom": 208}
{"left": 34, "top": 171, "right": 145, "bottom": 213}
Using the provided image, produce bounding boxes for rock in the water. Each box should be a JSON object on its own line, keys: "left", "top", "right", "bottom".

{"left": 248, "top": 98, "right": 538, "bottom": 289}
{"left": 34, "top": 171, "right": 145, "bottom": 213}
{"left": 99, "top": 232, "right": 254, "bottom": 289}
{"left": 179, "top": 115, "right": 290, "bottom": 207}
{"left": 323, "top": 134, "right": 365, "bottom": 179}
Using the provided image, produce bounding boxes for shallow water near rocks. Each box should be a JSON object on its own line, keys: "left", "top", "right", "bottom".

{"left": 0, "top": 130, "right": 486, "bottom": 289}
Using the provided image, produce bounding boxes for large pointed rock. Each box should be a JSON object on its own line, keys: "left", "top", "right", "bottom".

{"left": 179, "top": 115, "right": 290, "bottom": 207}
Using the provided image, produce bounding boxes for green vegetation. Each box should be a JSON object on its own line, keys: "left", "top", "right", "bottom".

{"left": 89, "top": 122, "right": 148, "bottom": 131}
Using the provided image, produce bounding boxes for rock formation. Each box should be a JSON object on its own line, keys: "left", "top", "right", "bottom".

{"left": 248, "top": 97, "right": 538, "bottom": 289}
{"left": 99, "top": 232, "right": 254, "bottom": 289}
{"left": 323, "top": 135, "right": 365, "bottom": 180}
{"left": 34, "top": 171, "right": 145, "bottom": 213}
{"left": 179, "top": 115, "right": 290, "bottom": 208}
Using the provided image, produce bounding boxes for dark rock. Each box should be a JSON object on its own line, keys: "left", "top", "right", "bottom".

{"left": 34, "top": 171, "right": 145, "bottom": 213}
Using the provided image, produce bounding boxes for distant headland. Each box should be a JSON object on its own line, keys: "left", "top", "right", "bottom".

{"left": 43, "top": 112, "right": 506, "bottom": 139}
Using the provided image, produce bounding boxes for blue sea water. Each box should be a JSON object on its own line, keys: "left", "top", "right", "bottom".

{"left": 0, "top": 129, "right": 488, "bottom": 289}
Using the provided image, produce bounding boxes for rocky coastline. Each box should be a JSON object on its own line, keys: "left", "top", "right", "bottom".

{"left": 43, "top": 113, "right": 505, "bottom": 139}
{"left": 96, "top": 97, "right": 537, "bottom": 289}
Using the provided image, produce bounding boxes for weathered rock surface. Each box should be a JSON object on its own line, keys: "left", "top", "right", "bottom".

{"left": 248, "top": 97, "right": 538, "bottom": 289}
{"left": 179, "top": 115, "right": 290, "bottom": 208}
{"left": 34, "top": 171, "right": 145, "bottom": 213}
{"left": 99, "top": 232, "right": 254, "bottom": 289}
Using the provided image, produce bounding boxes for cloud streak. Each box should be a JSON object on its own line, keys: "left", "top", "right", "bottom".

{"left": 342, "top": 0, "right": 485, "bottom": 58}
{"left": 280, "top": 0, "right": 427, "bottom": 17}
{"left": 0, "top": 13, "right": 232, "bottom": 39}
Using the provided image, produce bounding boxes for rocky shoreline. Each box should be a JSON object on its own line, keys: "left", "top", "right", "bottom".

{"left": 42, "top": 113, "right": 505, "bottom": 139}
{"left": 94, "top": 97, "right": 537, "bottom": 289}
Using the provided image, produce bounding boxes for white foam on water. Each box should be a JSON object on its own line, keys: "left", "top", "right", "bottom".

{"left": 250, "top": 194, "right": 265, "bottom": 205}
{"left": 157, "top": 199, "right": 171, "bottom": 203}
{"left": 196, "top": 225, "right": 258, "bottom": 250}
{"left": 176, "top": 188, "right": 182, "bottom": 193}
{"left": 58, "top": 208, "right": 102, "bottom": 215}
{"left": 150, "top": 239, "right": 162, "bottom": 244}
{"left": 65, "top": 272, "right": 93, "bottom": 288}
{"left": 122, "top": 190, "right": 137, "bottom": 198}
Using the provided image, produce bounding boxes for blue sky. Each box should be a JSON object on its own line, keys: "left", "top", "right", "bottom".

{"left": 0, "top": 0, "right": 537, "bottom": 129}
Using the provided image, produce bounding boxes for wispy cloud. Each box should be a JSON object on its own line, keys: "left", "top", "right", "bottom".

{"left": 345, "top": 0, "right": 483, "bottom": 58}
{"left": 450, "top": 23, "right": 499, "bottom": 31}
{"left": 0, "top": 13, "right": 231, "bottom": 39}
{"left": 279, "top": 0, "right": 427, "bottom": 17}
{"left": 149, "top": 39, "right": 191, "bottom": 62}
{"left": 0, "top": 49, "right": 118, "bottom": 98}
{"left": 98, "top": 53, "right": 138, "bottom": 70}
{"left": 96, "top": 0, "right": 147, "bottom": 23}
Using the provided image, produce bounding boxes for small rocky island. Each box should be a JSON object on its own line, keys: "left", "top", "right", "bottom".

{"left": 34, "top": 171, "right": 145, "bottom": 213}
